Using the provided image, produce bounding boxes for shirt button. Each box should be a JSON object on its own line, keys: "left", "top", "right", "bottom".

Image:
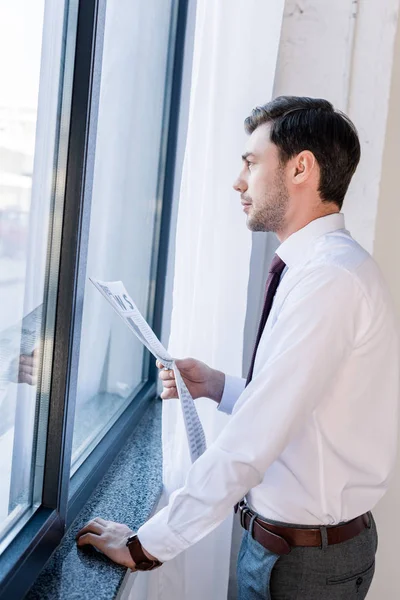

{"left": 356, "top": 577, "right": 363, "bottom": 586}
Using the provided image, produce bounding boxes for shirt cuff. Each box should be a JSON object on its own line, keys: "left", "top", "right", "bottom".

{"left": 217, "top": 375, "right": 246, "bottom": 415}
{"left": 137, "top": 504, "right": 190, "bottom": 562}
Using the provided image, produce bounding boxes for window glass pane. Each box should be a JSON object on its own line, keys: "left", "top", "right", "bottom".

{"left": 0, "top": 0, "right": 67, "bottom": 548}
{"left": 71, "top": 0, "right": 174, "bottom": 473}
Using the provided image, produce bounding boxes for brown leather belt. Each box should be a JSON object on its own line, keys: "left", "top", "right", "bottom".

{"left": 238, "top": 500, "right": 371, "bottom": 556}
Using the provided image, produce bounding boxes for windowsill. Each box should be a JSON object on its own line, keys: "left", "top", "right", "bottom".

{"left": 26, "top": 399, "right": 163, "bottom": 600}
{"left": 70, "top": 384, "right": 144, "bottom": 476}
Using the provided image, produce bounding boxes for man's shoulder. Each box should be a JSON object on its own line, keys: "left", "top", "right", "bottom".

{"left": 301, "top": 229, "right": 384, "bottom": 287}
{"left": 312, "top": 229, "right": 371, "bottom": 272}
{"left": 304, "top": 230, "right": 390, "bottom": 306}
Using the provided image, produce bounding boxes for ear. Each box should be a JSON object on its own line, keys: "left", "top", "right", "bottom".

{"left": 292, "top": 151, "right": 316, "bottom": 185}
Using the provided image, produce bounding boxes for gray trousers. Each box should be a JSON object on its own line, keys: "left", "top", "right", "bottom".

{"left": 237, "top": 513, "right": 378, "bottom": 599}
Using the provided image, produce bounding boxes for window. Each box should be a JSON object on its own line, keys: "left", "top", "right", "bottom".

{"left": 0, "top": 0, "right": 67, "bottom": 552}
{"left": 0, "top": 0, "right": 188, "bottom": 597}
{"left": 71, "top": 0, "right": 175, "bottom": 474}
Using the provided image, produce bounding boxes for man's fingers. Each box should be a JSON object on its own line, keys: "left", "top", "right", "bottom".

{"left": 157, "top": 363, "right": 178, "bottom": 399}
{"left": 162, "top": 379, "right": 176, "bottom": 389}
{"left": 20, "top": 353, "right": 39, "bottom": 367}
{"left": 156, "top": 360, "right": 165, "bottom": 369}
{"left": 19, "top": 364, "right": 36, "bottom": 376}
{"left": 159, "top": 369, "right": 175, "bottom": 381}
{"left": 76, "top": 520, "right": 104, "bottom": 540}
{"left": 93, "top": 517, "right": 108, "bottom": 526}
{"left": 76, "top": 532, "right": 103, "bottom": 549}
{"left": 160, "top": 388, "right": 177, "bottom": 400}
{"left": 19, "top": 359, "right": 38, "bottom": 385}
{"left": 19, "top": 356, "right": 31, "bottom": 366}
{"left": 19, "top": 374, "right": 36, "bottom": 386}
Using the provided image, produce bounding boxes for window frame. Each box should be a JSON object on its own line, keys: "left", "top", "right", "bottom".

{"left": 0, "top": 0, "right": 189, "bottom": 597}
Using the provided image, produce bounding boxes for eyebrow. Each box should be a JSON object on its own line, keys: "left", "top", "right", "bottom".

{"left": 241, "top": 152, "right": 256, "bottom": 161}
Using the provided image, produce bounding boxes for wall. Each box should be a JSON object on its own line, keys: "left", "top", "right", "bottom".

{"left": 370, "top": 13, "right": 400, "bottom": 598}
{"left": 274, "top": 0, "right": 400, "bottom": 251}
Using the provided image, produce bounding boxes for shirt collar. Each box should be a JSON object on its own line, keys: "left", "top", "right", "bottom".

{"left": 276, "top": 213, "right": 346, "bottom": 268}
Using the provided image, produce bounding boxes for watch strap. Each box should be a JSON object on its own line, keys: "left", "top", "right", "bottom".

{"left": 126, "top": 535, "right": 162, "bottom": 571}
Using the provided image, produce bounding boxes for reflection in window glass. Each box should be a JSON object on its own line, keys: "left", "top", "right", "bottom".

{"left": 71, "top": 0, "right": 174, "bottom": 472}
{"left": 0, "top": 0, "right": 66, "bottom": 548}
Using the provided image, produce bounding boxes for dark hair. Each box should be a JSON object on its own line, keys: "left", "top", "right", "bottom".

{"left": 244, "top": 96, "right": 361, "bottom": 209}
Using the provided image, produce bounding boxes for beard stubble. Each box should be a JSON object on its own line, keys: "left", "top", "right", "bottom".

{"left": 246, "top": 168, "right": 289, "bottom": 233}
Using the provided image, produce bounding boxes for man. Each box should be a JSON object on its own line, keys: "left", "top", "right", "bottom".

{"left": 76, "top": 97, "right": 399, "bottom": 599}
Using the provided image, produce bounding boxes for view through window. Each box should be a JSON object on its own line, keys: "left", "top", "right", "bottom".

{"left": 70, "top": 0, "right": 175, "bottom": 473}
{"left": 0, "top": 0, "right": 66, "bottom": 548}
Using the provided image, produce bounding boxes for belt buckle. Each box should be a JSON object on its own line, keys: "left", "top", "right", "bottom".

{"left": 239, "top": 501, "right": 251, "bottom": 530}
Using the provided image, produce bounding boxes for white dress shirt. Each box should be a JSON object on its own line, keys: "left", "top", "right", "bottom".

{"left": 138, "top": 213, "right": 399, "bottom": 562}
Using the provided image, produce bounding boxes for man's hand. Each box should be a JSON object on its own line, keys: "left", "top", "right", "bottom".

{"left": 157, "top": 357, "right": 225, "bottom": 403}
{"left": 76, "top": 518, "right": 157, "bottom": 570}
{"left": 17, "top": 348, "right": 39, "bottom": 386}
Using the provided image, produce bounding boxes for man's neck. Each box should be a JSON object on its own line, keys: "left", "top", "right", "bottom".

{"left": 276, "top": 208, "right": 340, "bottom": 243}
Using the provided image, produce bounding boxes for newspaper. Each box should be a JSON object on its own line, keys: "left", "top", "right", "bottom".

{"left": 90, "top": 278, "right": 207, "bottom": 462}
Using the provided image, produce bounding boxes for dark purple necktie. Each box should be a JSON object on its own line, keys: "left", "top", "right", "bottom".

{"left": 246, "top": 254, "right": 286, "bottom": 386}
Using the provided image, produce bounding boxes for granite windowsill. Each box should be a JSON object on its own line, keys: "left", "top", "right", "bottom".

{"left": 27, "top": 399, "right": 163, "bottom": 600}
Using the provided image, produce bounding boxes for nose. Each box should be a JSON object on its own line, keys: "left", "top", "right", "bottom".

{"left": 233, "top": 175, "right": 247, "bottom": 193}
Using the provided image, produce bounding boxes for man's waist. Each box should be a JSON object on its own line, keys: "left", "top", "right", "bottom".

{"left": 246, "top": 486, "right": 380, "bottom": 527}
{"left": 237, "top": 499, "right": 371, "bottom": 555}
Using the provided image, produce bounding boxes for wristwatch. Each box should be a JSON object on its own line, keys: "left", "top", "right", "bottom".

{"left": 126, "top": 534, "right": 163, "bottom": 571}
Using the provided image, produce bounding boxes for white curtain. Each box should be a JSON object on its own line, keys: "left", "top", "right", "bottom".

{"left": 125, "top": 1, "right": 284, "bottom": 598}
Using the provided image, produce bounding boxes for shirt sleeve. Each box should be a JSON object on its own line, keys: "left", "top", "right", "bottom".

{"left": 217, "top": 375, "right": 246, "bottom": 414}
{"left": 138, "top": 265, "right": 368, "bottom": 562}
